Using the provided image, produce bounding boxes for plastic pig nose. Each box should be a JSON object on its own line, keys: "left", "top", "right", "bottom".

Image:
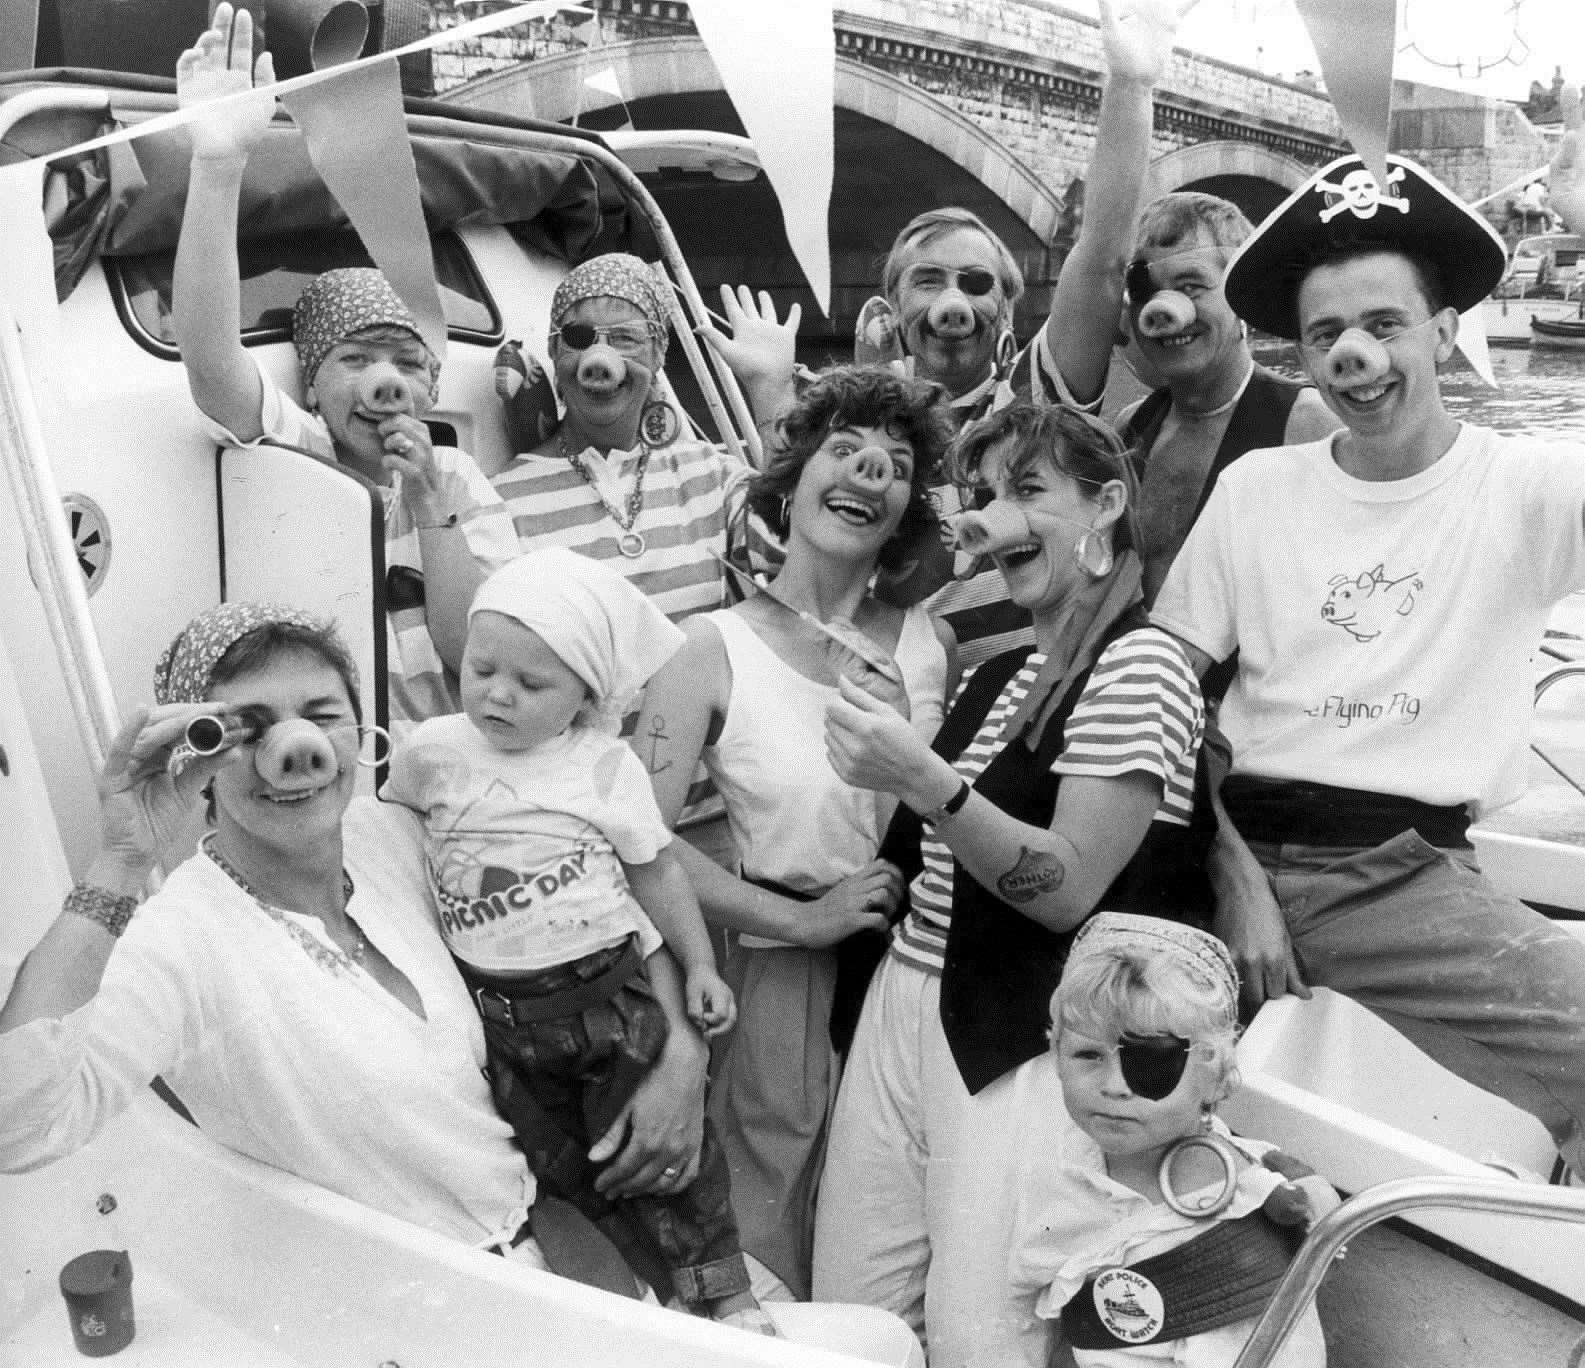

{"left": 1136, "top": 291, "right": 1196, "bottom": 339}
{"left": 928, "top": 293, "right": 976, "bottom": 337}
{"left": 1324, "top": 329, "right": 1390, "bottom": 382}
{"left": 254, "top": 719, "right": 339, "bottom": 791}
{"left": 951, "top": 501, "right": 1032, "bottom": 557}
{"left": 359, "top": 368, "right": 414, "bottom": 414}
{"left": 575, "top": 346, "right": 626, "bottom": 389}
{"left": 851, "top": 445, "right": 893, "bottom": 487}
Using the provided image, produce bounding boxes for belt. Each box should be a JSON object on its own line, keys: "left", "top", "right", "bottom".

{"left": 1061, "top": 1210, "right": 1302, "bottom": 1350}
{"left": 1221, "top": 775, "right": 1470, "bottom": 850}
{"left": 460, "top": 938, "right": 643, "bottom": 1029}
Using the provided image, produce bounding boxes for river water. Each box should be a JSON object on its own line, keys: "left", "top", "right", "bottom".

{"left": 1444, "top": 347, "right": 1585, "bottom": 443}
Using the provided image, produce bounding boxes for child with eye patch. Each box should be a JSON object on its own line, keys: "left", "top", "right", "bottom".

{"left": 1008, "top": 913, "right": 1337, "bottom": 1368}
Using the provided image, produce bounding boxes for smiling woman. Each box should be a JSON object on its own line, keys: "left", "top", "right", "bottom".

{"left": 629, "top": 365, "right": 957, "bottom": 1301}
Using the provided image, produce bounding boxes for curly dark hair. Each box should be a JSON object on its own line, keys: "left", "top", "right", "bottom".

{"left": 749, "top": 365, "right": 954, "bottom": 571}
{"left": 947, "top": 401, "right": 1142, "bottom": 557}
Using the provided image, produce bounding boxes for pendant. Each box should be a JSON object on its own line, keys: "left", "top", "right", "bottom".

{"left": 618, "top": 531, "right": 646, "bottom": 559}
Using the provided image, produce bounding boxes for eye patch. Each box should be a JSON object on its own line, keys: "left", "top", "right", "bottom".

{"left": 1125, "top": 259, "right": 1159, "bottom": 308}
{"left": 1118, "top": 1033, "right": 1192, "bottom": 1100}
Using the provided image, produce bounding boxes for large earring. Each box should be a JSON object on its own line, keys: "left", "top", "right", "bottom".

{"left": 993, "top": 325, "right": 1018, "bottom": 377}
{"left": 639, "top": 393, "right": 680, "bottom": 447}
{"left": 1073, "top": 529, "right": 1114, "bottom": 579}
{"left": 355, "top": 724, "right": 392, "bottom": 769}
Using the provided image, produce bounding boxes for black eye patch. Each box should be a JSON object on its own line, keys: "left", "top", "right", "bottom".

{"left": 1118, "top": 1033, "right": 1192, "bottom": 1100}
{"left": 1125, "top": 259, "right": 1158, "bottom": 308}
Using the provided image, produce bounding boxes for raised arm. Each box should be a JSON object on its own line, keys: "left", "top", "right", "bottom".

{"left": 696, "top": 284, "right": 802, "bottom": 433}
{"left": 630, "top": 617, "right": 896, "bottom": 946}
{"left": 171, "top": 4, "right": 278, "bottom": 441}
{"left": 1043, "top": 0, "right": 1194, "bottom": 404}
{"left": 1, "top": 705, "right": 238, "bottom": 1031}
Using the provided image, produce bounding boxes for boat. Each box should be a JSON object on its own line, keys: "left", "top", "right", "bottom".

{"left": 1530, "top": 313, "right": 1585, "bottom": 349}
{"left": 1482, "top": 233, "right": 1585, "bottom": 347}
{"left": 4, "top": 19, "right": 1585, "bottom": 1368}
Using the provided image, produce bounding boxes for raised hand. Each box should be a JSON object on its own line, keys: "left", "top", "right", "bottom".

{"left": 176, "top": 3, "right": 278, "bottom": 164}
{"left": 97, "top": 704, "right": 244, "bottom": 868}
{"left": 1098, "top": 0, "right": 1198, "bottom": 87}
{"left": 698, "top": 284, "right": 801, "bottom": 423}
{"left": 1550, "top": 84, "right": 1585, "bottom": 236}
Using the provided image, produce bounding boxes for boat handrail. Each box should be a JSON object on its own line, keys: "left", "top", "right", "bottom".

{"left": 1232, "top": 1176, "right": 1585, "bottom": 1368}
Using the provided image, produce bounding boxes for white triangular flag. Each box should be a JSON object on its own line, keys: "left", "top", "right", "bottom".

{"left": 1456, "top": 305, "right": 1498, "bottom": 390}
{"left": 584, "top": 66, "right": 623, "bottom": 98}
{"left": 1293, "top": 0, "right": 1394, "bottom": 188}
{"left": 686, "top": 0, "right": 833, "bottom": 316}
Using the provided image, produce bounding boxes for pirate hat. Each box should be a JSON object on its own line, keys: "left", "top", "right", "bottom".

{"left": 1224, "top": 153, "right": 1507, "bottom": 339}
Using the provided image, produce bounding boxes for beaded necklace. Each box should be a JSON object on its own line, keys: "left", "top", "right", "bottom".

{"left": 202, "top": 834, "right": 366, "bottom": 977}
{"left": 558, "top": 434, "right": 652, "bottom": 558}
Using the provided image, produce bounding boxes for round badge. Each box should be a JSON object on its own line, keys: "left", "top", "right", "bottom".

{"left": 1092, "top": 1267, "right": 1165, "bottom": 1345}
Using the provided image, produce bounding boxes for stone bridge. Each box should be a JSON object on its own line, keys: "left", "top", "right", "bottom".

{"left": 428, "top": 1, "right": 1543, "bottom": 347}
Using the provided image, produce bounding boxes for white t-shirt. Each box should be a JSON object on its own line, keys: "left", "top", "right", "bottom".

{"left": 382, "top": 714, "right": 668, "bottom": 975}
{"left": 1152, "top": 425, "right": 1585, "bottom": 815}
{"left": 198, "top": 363, "right": 519, "bottom": 733}
{"left": 0, "top": 799, "right": 535, "bottom": 1248}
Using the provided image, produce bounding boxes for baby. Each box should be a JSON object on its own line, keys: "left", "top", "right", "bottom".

{"left": 383, "top": 547, "right": 770, "bottom": 1333}
{"left": 1010, "top": 913, "right": 1337, "bottom": 1368}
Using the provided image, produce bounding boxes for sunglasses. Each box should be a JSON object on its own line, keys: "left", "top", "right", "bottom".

{"left": 899, "top": 264, "right": 1000, "bottom": 298}
{"left": 552, "top": 321, "right": 660, "bottom": 355}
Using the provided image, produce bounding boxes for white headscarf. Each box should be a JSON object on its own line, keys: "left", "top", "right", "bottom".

{"left": 470, "top": 548, "right": 684, "bottom": 732}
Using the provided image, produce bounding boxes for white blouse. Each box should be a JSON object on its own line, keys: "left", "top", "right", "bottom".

{"left": 0, "top": 798, "right": 535, "bottom": 1248}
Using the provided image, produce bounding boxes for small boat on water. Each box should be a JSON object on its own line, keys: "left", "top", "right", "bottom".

{"left": 1530, "top": 313, "right": 1585, "bottom": 350}
{"left": 1484, "top": 233, "right": 1585, "bottom": 347}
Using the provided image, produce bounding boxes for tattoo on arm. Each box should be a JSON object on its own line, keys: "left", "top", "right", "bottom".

{"left": 643, "top": 715, "right": 672, "bottom": 776}
{"left": 996, "top": 845, "right": 1066, "bottom": 906}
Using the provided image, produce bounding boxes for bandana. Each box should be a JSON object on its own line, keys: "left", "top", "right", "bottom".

{"left": 1068, "top": 912, "right": 1240, "bottom": 1029}
{"left": 469, "top": 548, "right": 684, "bottom": 732}
{"left": 549, "top": 253, "right": 669, "bottom": 359}
{"left": 154, "top": 602, "right": 352, "bottom": 705}
{"left": 292, "top": 268, "right": 430, "bottom": 390}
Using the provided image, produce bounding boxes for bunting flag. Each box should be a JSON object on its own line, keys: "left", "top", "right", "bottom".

{"left": 584, "top": 66, "right": 623, "bottom": 97}
{"left": 281, "top": 59, "right": 447, "bottom": 363}
{"left": 685, "top": 0, "right": 833, "bottom": 315}
{"left": 1456, "top": 304, "right": 1498, "bottom": 389}
{"left": 1292, "top": 0, "right": 1395, "bottom": 188}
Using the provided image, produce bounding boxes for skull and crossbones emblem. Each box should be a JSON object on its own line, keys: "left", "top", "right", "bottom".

{"left": 1314, "top": 166, "right": 1410, "bottom": 223}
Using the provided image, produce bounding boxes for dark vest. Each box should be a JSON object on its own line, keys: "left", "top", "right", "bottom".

{"left": 1122, "top": 365, "right": 1307, "bottom": 527}
{"left": 858, "top": 612, "right": 1216, "bottom": 1095}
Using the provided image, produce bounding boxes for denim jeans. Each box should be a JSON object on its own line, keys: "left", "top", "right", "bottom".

{"left": 1251, "top": 829, "right": 1585, "bottom": 1169}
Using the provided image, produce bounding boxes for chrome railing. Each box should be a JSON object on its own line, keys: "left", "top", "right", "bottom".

{"left": 1233, "top": 1176, "right": 1585, "bottom": 1368}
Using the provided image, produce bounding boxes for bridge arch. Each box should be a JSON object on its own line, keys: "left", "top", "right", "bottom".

{"left": 449, "top": 36, "right": 1071, "bottom": 349}
{"left": 1141, "top": 141, "right": 1311, "bottom": 225}
{"left": 450, "top": 36, "right": 1065, "bottom": 243}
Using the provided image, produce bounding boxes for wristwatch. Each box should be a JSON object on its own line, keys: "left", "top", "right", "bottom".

{"left": 916, "top": 778, "right": 971, "bottom": 826}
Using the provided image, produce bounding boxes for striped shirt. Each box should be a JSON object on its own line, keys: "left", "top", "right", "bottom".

{"left": 926, "top": 328, "right": 1104, "bottom": 673}
{"left": 890, "top": 629, "right": 1203, "bottom": 976}
{"left": 492, "top": 438, "right": 750, "bottom": 623}
{"left": 198, "top": 367, "right": 519, "bottom": 737}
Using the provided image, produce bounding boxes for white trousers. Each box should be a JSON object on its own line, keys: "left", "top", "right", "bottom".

{"left": 813, "top": 954, "right": 1064, "bottom": 1368}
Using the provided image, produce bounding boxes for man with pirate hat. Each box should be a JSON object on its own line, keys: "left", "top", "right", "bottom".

{"left": 1152, "top": 151, "right": 1585, "bottom": 1176}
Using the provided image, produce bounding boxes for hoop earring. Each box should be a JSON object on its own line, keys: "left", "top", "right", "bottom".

{"left": 1073, "top": 529, "right": 1114, "bottom": 579}
{"left": 639, "top": 394, "right": 680, "bottom": 447}
{"left": 355, "top": 723, "right": 393, "bottom": 769}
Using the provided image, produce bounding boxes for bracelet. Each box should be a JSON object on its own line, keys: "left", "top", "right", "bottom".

{"left": 64, "top": 883, "right": 139, "bottom": 938}
{"left": 916, "top": 778, "right": 971, "bottom": 827}
{"left": 416, "top": 511, "right": 460, "bottom": 531}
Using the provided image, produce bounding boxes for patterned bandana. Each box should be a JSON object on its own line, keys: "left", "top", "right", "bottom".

{"left": 291, "top": 268, "right": 430, "bottom": 391}
{"left": 549, "top": 253, "right": 669, "bottom": 359}
{"left": 154, "top": 602, "right": 353, "bottom": 705}
{"left": 1067, "top": 912, "right": 1240, "bottom": 1028}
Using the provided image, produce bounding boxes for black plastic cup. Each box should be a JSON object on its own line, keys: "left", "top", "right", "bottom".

{"left": 59, "top": 1250, "right": 134, "bottom": 1356}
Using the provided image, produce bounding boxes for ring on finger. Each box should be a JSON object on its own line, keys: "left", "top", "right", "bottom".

{"left": 662, "top": 1165, "right": 680, "bottom": 1179}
